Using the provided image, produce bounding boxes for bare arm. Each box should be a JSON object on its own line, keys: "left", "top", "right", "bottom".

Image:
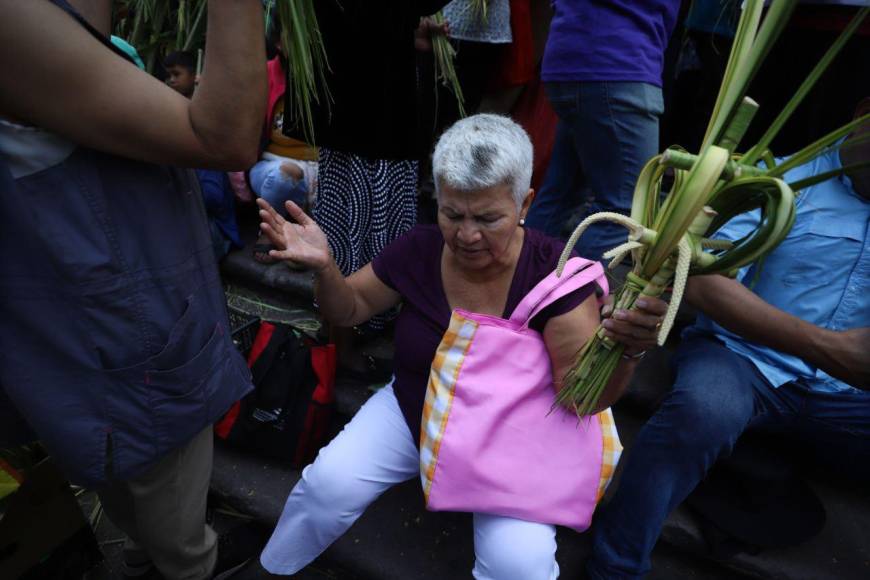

{"left": 314, "top": 262, "right": 402, "bottom": 328}
{"left": 685, "top": 274, "right": 870, "bottom": 389}
{"left": 544, "top": 295, "right": 666, "bottom": 413}
{"left": 0, "top": 0, "right": 266, "bottom": 170}
{"left": 258, "top": 200, "right": 402, "bottom": 327}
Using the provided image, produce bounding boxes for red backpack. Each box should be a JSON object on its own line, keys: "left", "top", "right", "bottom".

{"left": 216, "top": 322, "right": 336, "bottom": 467}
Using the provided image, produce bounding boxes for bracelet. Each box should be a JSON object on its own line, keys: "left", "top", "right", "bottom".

{"left": 621, "top": 350, "right": 647, "bottom": 361}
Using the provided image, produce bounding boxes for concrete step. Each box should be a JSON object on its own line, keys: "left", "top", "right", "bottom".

{"left": 210, "top": 404, "right": 740, "bottom": 580}
{"left": 222, "top": 244, "right": 316, "bottom": 309}
{"left": 661, "top": 477, "right": 870, "bottom": 580}
{"left": 221, "top": 204, "right": 315, "bottom": 308}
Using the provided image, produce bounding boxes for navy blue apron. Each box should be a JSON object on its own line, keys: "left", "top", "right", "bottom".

{"left": 0, "top": 0, "right": 252, "bottom": 486}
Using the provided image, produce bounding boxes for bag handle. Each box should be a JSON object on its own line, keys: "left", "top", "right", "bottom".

{"left": 508, "top": 258, "right": 608, "bottom": 328}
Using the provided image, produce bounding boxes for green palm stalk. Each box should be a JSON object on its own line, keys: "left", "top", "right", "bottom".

{"left": 113, "top": 0, "right": 208, "bottom": 73}
{"left": 429, "top": 2, "right": 494, "bottom": 118}
{"left": 175, "top": 0, "right": 188, "bottom": 50}
{"left": 275, "top": 0, "right": 331, "bottom": 144}
{"left": 470, "top": 0, "right": 488, "bottom": 23}
{"left": 432, "top": 12, "right": 467, "bottom": 118}
{"left": 556, "top": 2, "right": 868, "bottom": 416}
{"left": 181, "top": 0, "right": 208, "bottom": 51}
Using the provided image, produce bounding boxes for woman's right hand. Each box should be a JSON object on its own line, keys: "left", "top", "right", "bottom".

{"left": 257, "top": 199, "right": 332, "bottom": 272}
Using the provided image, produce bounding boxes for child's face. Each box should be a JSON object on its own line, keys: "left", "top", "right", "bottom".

{"left": 166, "top": 65, "right": 196, "bottom": 98}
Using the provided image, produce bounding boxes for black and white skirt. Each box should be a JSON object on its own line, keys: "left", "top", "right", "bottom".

{"left": 314, "top": 147, "right": 419, "bottom": 328}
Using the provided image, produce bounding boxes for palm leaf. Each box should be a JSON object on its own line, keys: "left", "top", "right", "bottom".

{"left": 557, "top": 4, "right": 869, "bottom": 415}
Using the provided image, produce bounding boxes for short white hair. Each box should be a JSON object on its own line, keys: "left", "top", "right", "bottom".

{"left": 432, "top": 114, "right": 533, "bottom": 209}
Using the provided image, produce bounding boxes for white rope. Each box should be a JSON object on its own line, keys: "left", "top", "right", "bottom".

{"left": 601, "top": 240, "right": 644, "bottom": 270}
{"left": 557, "top": 212, "right": 646, "bottom": 274}
{"left": 656, "top": 236, "right": 692, "bottom": 346}
{"left": 554, "top": 211, "right": 697, "bottom": 347}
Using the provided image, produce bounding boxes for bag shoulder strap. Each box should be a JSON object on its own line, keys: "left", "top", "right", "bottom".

{"left": 50, "top": 0, "right": 139, "bottom": 65}
{"left": 508, "top": 257, "right": 608, "bottom": 328}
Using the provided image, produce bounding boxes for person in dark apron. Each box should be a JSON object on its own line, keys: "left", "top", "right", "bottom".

{"left": 0, "top": 1, "right": 266, "bottom": 578}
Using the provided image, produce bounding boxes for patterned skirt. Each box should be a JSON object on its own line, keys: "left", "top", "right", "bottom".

{"left": 314, "top": 147, "right": 419, "bottom": 329}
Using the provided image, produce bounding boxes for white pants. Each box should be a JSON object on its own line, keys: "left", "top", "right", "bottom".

{"left": 260, "top": 385, "right": 560, "bottom": 579}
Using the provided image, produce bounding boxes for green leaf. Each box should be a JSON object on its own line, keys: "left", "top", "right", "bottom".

{"left": 742, "top": 7, "right": 868, "bottom": 165}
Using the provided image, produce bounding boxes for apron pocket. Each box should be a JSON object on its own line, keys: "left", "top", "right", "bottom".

{"left": 104, "top": 293, "right": 231, "bottom": 456}
{"left": 146, "top": 323, "right": 230, "bottom": 453}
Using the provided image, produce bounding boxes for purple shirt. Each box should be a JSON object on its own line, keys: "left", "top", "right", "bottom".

{"left": 372, "top": 225, "right": 596, "bottom": 441}
{"left": 542, "top": 0, "right": 680, "bottom": 87}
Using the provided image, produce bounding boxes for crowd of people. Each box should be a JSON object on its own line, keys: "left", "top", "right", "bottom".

{"left": 0, "top": 1, "right": 867, "bottom": 580}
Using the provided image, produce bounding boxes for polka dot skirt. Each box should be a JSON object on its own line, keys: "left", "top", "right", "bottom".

{"left": 314, "top": 147, "right": 419, "bottom": 329}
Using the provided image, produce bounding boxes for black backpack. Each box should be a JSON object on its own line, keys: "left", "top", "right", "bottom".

{"left": 216, "top": 322, "right": 335, "bottom": 466}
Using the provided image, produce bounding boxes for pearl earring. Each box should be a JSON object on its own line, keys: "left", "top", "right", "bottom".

{"left": 519, "top": 218, "right": 526, "bottom": 226}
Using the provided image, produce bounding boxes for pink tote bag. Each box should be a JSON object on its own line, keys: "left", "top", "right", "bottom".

{"left": 420, "top": 258, "right": 622, "bottom": 531}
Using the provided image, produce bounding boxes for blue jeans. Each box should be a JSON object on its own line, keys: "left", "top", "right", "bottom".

{"left": 249, "top": 158, "right": 307, "bottom": 216}
{"left": 526, "top": 82, "right": 663, "bottom": 261}
{"left": 587, "top": 337, "right": 870, "bottom": 579}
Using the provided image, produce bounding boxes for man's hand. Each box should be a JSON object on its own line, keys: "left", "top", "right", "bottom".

{"left": 813, "top": 327, "right": 870, "bottom": 390}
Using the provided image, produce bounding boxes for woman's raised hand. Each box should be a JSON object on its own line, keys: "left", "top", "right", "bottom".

{"left": 600, "top": 296, "right": 669, "bottom": 357}
{"left": 257, "top": 199, "right": 332, "bottom": 272}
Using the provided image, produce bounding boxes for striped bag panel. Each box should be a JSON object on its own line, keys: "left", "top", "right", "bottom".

{"left": 596, "top": 407, "right": 623, "bottom": 502}
{"left": 420, "top": 312, "right": 479, "bottom": 502}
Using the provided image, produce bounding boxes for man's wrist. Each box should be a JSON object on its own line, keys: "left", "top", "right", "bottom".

{"left": 805, "top": 325, "right": 836, "bottom": 367}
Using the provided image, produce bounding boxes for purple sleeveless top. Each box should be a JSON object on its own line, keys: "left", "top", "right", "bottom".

{"left": 372, "top": 225, "right": 596, "bottom": 441}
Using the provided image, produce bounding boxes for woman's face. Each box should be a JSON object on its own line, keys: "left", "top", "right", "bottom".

{"left": 438, "top": 183, "right": 531, "bottom": 271}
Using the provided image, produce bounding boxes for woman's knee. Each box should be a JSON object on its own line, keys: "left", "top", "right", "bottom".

{"left": 473, "top": 515, "right": 557, "bottom": 580}
{"left": 294, "top": 450, "right": 370, "bottom": 519}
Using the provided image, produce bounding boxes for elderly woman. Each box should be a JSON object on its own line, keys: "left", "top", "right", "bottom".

{"left": 255, "top": 115, "right": 666, "bottom": 579}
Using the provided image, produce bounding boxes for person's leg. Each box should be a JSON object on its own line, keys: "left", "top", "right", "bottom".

{"left": 586, "top": 338, "right": 793, "bottom": 579}
{"left": 95, "top": 479, "right": 155, "bottom": 578}
{"left": 97, "top": 426, "right": 217, "bottom": 580}
{"left": 250, "top": 157, "right": 309, "bottom": 263}
{"left": 472, "top": 513, "right": 559, "bottom": 580}
{"left": 259, "top": 384, "right": 419, "bottom": 575}
{"left": 787, "top": 383, "right": 870, "bottom": 482}
{"left": 313, "top": 148, "right": 370, "bottom": 277}
{"left": 526, "top": 82, "right": 585, "bottom": 238}
{"left": 525, "top": 118, "right": 583, "bottom": 237}
{"left": 249, "top": 158, "right": 307, "bottom": 215}
{"left": 569, "top": 82, "right": 664, "bottom": 261}
{"left": 314, "top": 149, "right": 375, "bottom": 371}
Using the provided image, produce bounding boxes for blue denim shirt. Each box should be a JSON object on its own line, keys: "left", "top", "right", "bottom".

{"left": 688, "top": 148, "right": 869, "bottom": 394}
